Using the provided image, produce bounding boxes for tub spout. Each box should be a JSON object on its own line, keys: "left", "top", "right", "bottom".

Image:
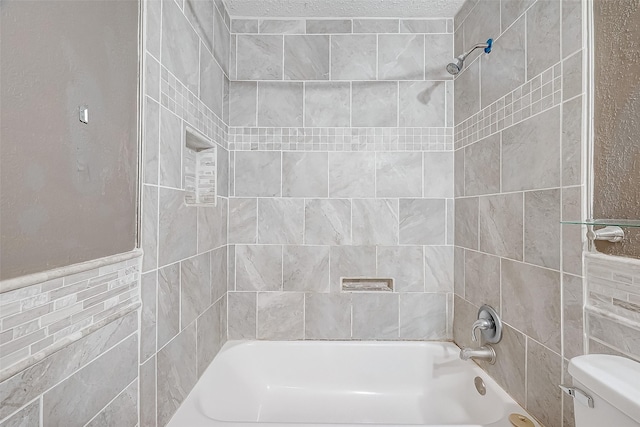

{"left": 460, "top": 345, "right": 496, "bottom": 364}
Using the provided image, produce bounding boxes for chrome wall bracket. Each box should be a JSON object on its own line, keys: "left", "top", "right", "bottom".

{"left": 586, "top": 225, "right": 625, "bottom": 243}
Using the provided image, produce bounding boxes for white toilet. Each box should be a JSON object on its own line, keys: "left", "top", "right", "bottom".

{"left": 566, "top": 354, "right": 640, "bottom": 426}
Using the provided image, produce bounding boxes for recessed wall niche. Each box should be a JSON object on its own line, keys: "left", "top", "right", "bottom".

{"left": 184, "top": 126, "right": 217, "bottom": 206}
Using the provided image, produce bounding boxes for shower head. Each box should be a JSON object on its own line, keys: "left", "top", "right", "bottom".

{"left": 446, "top": 38, "right": 493, "bottom": 75}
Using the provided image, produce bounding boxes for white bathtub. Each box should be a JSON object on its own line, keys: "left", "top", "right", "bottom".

{"left": 168, "top": 341, "right": 539, "bottom": 427}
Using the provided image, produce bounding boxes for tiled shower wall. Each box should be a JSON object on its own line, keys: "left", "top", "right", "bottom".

{"left": 139, "top": 0, "right": 231, "bottom": 425}
{"left": 225, "top": 18, "right": 456, "bottom": 341}
{"left": 452, "top": 1, "right": 585, "bottom": 427}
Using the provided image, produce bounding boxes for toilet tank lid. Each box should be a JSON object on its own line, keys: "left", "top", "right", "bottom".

{"left": 569, "top": 354, "right": 640, "bottom": 421}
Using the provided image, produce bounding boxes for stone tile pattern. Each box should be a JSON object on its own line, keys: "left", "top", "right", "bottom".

{"left": 141, "top": 0, "right": 231, "bottom": 426}
{"left": 453, "top": 1, "right": 586, "bottom": 427}
{"left": 454, "top": 63, "right": 563, "bottom": 150}
{"left": 0, "top": 257, "right": 140, "bottom": 372}
{"left": 229, "top": 127, "right": 453, "bottom": 152}
{"left": 0, "top": 287, "right": 139, "bottom": 426}
{"left": 585, "top": 253, "right": 640, "bottom": 361}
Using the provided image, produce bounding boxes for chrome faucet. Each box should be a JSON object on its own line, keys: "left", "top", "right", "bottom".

{"left": 471, "top": 318, "right": 494, "bottom": 342}
{"left": 460, "top": 345, "right": 496, "bottom": 364}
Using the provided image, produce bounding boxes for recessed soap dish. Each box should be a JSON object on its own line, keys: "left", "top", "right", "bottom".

{"left": 184, "top": 126, "right": 217, "bottom": 206}
{"left": 341, "top": 278, "right": 394, "bottom": 292}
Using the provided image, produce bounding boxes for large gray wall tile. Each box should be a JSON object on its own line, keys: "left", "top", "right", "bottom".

{"left": 351, "top": 82, "right": 398, "bottom": 127}
{"left": 257, "top": 199, "right": 304, "bottom": 244}
{"left": 181, "top": 252, "right": 211, "bottom": 327}
{"left": 304, "top": 293, "right": 351, "bottom": 340}
{"left": 526, "top": 0, "right": 561, "bottom": 79}
{"left": 399, "top": 293, "right": 448, "bottom": 340}
{"left": 329, "top": 246, "right": 376, "bottom": 292}
{"left": 283, "top": 152, "right": 328, "bottom": 197}
{"left": 464, "top": 250, "right": 500, "bottom": 310}
{"left": 229, "top": 81, "right": 257, "bottom": 126}
{"left": 257, "top": 292, "right": 304, "bottom": 340}
{"left": 424, "top": 34, "right": 454, "bottom": 80}
{"left": 424, "top": 152, "right": 454, "bottom": 198}
{"left": 424, "top": 246, "right": 454, "bottom": 292}
{"left": 158, "top": 188, "right": 197, "bottom": 266}
{"left": 378, "top": 34, "right": 424, "bottom": 80}
{"left": 162, "top": 0, "right": 200, "bottom": 92}
{"left": 526, "top": 340, "right": 562, "bottom": 427}
{"left": 399, "top": 81, "right": 446, "bottom": 127}
{"left": 454, "top": 58, "right": 480, "bottom": 123}
{"left": 304, "top": 199, "right": 352, "bottom": 245}
{"left": 213, "top": 8, "right": 230, "bottom": 75}
{"left": 331, "top": 35, "right": 377, "bottom": 80}
{"left": 236, "top": 35, "right": 283, "bottom": 80}
{"left": 454, "top": 197, "right": 479, "bottom": 250}
{"left": 524, "top": 189, "right": 561, "bottom": 269}
{"left": 235, "top": 245, "right": 283, "bottom": 291}
{"left": 304, "top": 82, "right": 350, "bottom": 127}
{"left": 85, "top": 380, "right": 137, "bottom": 427}
{"left": 376, "top": 153, "right": 422, "bottom": 198}
{"left": 352, "top": 199, "right": 399, "bottom": 245}
{"left": 228, "top": 292, "right": 256, "bottom": 339}
{"left": 234, "top": 151, "right": 281, "bottom": 197}
{"left": 228, "top": 198, "right": 257, "bottom": 244}
{"left": 284, "top": 35, "right": 329, "bottom": 80}
{"left": 257, "top": 82, "right": 303, "bottom": 127}
{"left": 157, "top": 263, "right": 180, "bottom": 349}
{"left": 464, "top": 134, "right": 500, "bottom": 196}
{"left": 478, "top": 193, "right": 523, "bottom": 260}
{"left": 377, "top": 246, "right": 424, "bottom": 292}
{"left": 329, "top": 152, "right": 375, "bottom": 198}
{"left": 399, "top": 199, "right": 446, "bottom": 245}
{"left": 352, "top": 293, "right": 399, "bottom": 339}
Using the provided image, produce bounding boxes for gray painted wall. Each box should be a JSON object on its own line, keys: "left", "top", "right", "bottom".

{"left": 0, "top": 0, "right": 139, "bottom": 280}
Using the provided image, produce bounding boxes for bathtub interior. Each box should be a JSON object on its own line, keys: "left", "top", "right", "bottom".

{"left": 190, "top": 341, "right": 526, "bottom": 426}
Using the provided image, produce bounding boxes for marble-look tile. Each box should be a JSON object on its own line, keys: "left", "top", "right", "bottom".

{"left": 453, "top": 295, "right": 479, "bottom": 350}
{"left": 400, "top": 19, "right": 446, "bottom": 33}
{"left": 232, "top": 19, "right": 258, "bottom": 33}
{"left": 329, "top": 246, "right": 376, "bottom": 293}
{"left": 399, "top": 293, "right": 448, "bottom": 340}
{"left": 0, "top": 312, "right": 137, "bottom": 420}
{"left": 454, "top": 56, "right": 480, "bottom": 123}
{"left": 157, "top": 324, "right": 197, "bottom": 426}
{"left": 352, "top": 199, "right": 399, "bottom": 245}
{"left": 464, "top": 250, "right": 500, "bottom": 311}
{"left": 213, "top": 8, "right": 230, "bottom": 75}
{"left": 143, "top": 97, "right": 159, "bottom": 185}
{"left": 257, "top": 82, "right": 303, "bottom": 127}
{"left": 257, "top": 198, "right": 304, "bottom": 244}
{"left": 479, "top": 193, "right": 523, "bottom": 260}
{"left": 85, "top": 380, "right": 137, "bottom": 427}
{"left": 211, "top": 246, "right": 228, "bottom": 303}
{"left": 141, "top": 185, "right": 158, "bottom": 273}
{"left": 304, "top": 293, "right": 351, "bottom": 340}
{"left": 197, "top": 297, "right": 226, "bottom": 377}
{"left": 283, "top": 152, "right": 328, "bottom": 197}
{"left": 353, "top": 19, "right": 398, "bottom": 33}
{"left": 228, "top": 198, "right": 257, "bottom": 244}
{"left": 234, "top": 151, "right": 281, "bottom": 197}
{"left": 481, "top": 15, "right": 526, "bottom": 108}
{"left": 304, "top": 199, "right": 351, "bottom": 245}
{"left": 424, "top": 152, "right": 454, "bottom": 198}
{"left": 480, "top": 324, "right": 526, "bottom": 406}
{"left": 218, "top": 145, "right": 229, "bottom": 197}
{"left": 527, "top": 0, "right": 560, "bottom": 79}
{"left": 159, "top": 107, "right": 182, "bottom": 189}
{"left": 236, "top": 35, "right": 283, "bottom": 80}
{"left": 588, "top": 312, "right": 640, "bottom": 359}
{"left": 0, "top": 399, "right": 39, "bottom": 427}
{"left": 399, "top": 81, "right": 446, "bottom": 127}
{"left": 502, "top": 106, "right": 561, "bottom": 191}
{"left": 306, "top": 19, "right": 352, "bottom": 34}
{"left": 464, "top": 134, "right": 500, "bottom": 196}
{"left": 158, "top": 188, "right": 197, "bottom": 266}
{"left": 352, "top": 293, "right": 399, "bottom": 340}
{"left": 563, "top": 51, "right": 582, "bottom": 100}
{"left": 42, "top": 335, "right": 137, "bottom": 427}
{"left": 454, "top": 247, "right": 465, "bottom": 297}
{"left": 328, "top": 152, "right": 375, "bottom": 198}
{"left": 257, "top": 292, "right": 304, "bottom": 340}
{"left": 162, "top": 0, "right": 200, "bottom": 92}
{"left": 140, "top": 271, "right": 157, "bottom": 362}
{"left": 284, "top": 35, "right": 329, "bottom": 80}
{"left": 228, "top": 292, "right": 256, "bottom": 339}
{"left": 140, "top": 355, "right": 155, "bottom": 427}
{"left": 563, "top": 273, "right": 584, "bottom": 359}
{"left": 524, "top": 189, "right": 561, "bottom": 269}
{"left": 562, "top": 223, "right": 583, "bottom": 277}
{"left": 157, "top": 263, "right": 180, "bottom": 349}
{"left": 562, "top": 358, "right": 576, "bottom": 427}
{"left": 424, "top": 34, "right": 454, "bottom": 80}
{"left": 227, "top": 245, "right": 236, "bottom": 291}
{"left": 229, "top": 81, "right": 257, "bottom": 126}
{"left": 304, "top": 82, "right": 350, "bottom": 127}
{"left": 527, "top": 339, "right": 562, "bottom": 427}
{"left": 377, "top": 246, "right": 424, "bottom": 292}
{"left": 454, "top": 148, "right": 464, "bottom": 198}
{"left": 351, "top": 82, "right": 398, "bottom": 127}
{"left": 197, "top": 197, "right": 228, "bottom": 252}
{"left": 378, "top": 34, "right": 424, "bottom": 80}
{"left": 229, "top": 36, "right": 237, "bottom": 80}
{"left": 445, "top": 80, "right": 454, "bottom": 127}
{"left": 330, "top": 35, "right": 377, "bottom": 80}
{"left": 562, "top": 96, "right": 583, "bottom": 186}
{"left": 259, "top": 19, "right": 305, "bottom": 34}
{"left": 424, "top": 246, "right": 454, "bottom": 292}
{"left": 283, "top": 246, "right": 330, "bottom": 292}
{"left": 462, "top": 0, "right": 499, "bottom": 64}
{"left": 502, "top": 259, "right": 561, "bottom": 353}
{"left": 500, "top": 0, "right": 535, "bottom": 33}
{"left": 185, "top": 0, "right": 214, "bottom": 53}
{"left": 376, "top": 152, "right": 422, "bottom": 197}
{"left": 562, "top": 0, "right": 582, "bottom": 58}
{"left": 181, "top": 252, "right": 211, "bottom": 327}
{"left": 235, "top": 245, "right": 283, "bottom": 291}
{"left": 146, "top": 0, "right": 161, "bottom": 58}
{"left": 399, "top": 199, "right": 446, "bottom": 245}
{"left": 199, "top": 47, "right": 223, "bottom": 119}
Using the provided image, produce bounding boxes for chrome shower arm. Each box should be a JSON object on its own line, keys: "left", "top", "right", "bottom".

{"left": 458, "top": 42, "right": 491, "bottom": 61}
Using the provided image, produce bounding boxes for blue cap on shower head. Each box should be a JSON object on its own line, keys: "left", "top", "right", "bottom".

{"left": 484, "top": 38, "right": 493, "bottom": 54}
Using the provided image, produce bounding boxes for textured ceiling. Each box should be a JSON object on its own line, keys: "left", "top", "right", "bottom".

{"left": 224, "top": 0, "right": 466, "bottom": 18}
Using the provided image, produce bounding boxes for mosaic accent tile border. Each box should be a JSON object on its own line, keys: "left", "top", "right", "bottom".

{"left": 160, "top": 66, "right": 228, "bottom": 149}
{"left": 454, "top": 63, "right": 563, "bottom": 149}
{"left": 228, "top": 126, "right": 453, "bottom": 151}
{"left": 0, "top": 257, "right": 140, "bottom": 371}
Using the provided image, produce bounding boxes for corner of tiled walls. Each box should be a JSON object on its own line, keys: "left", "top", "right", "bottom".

{"left": 452, "top": 1, "right": 585, "bottom": 426}
{"left": 225, "top": 16, "right": 457, "bottom": 341}
{"left": 140, "top": 0, "right": 231, "bottom": 425}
